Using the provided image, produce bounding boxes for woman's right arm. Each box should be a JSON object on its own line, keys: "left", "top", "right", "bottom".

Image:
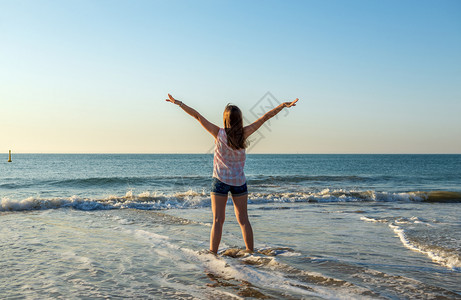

{"left": 244, "top": 98, "right": 298, "bottom": 139}
{"left": 165, "top": 94, "right": 219, "bottom": 139}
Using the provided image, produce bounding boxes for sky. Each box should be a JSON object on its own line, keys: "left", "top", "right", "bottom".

{"left": 1, "top": 0, "right": 460, "bottom": 154}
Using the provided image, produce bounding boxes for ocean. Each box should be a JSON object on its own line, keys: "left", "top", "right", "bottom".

{"left": 1, "top": 154, "right": 460, "bottom": 299}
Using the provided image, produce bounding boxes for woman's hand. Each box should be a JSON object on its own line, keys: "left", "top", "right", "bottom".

{"left": 165, "top": 94, "right": 182, "bottom": 106}
{"left": 282, "top": 98, "right": 298, "bottom": 108}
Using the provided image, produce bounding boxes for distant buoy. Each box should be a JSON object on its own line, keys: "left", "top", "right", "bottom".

{"left": 8, "top": 150, "right": 12, "bottom": 162}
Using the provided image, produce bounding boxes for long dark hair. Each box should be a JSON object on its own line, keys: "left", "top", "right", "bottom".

{"left": 223, "top": 104, "right": 247, "bottom": 150}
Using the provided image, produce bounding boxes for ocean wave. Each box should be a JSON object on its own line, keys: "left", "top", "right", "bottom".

{"left": 1, "top": 189, "right": 460, "bottom": 212}
{"left": 415, "top": 191, "right": 461, "bottom": 203}
{"left": 360, "top": 215, "right": 461, "bottom": 271}
{"left": 0, "top": 190, "right": 208, "bottom": 212}
{"left": 249, "top": 189, "right": 461, "bottom": 203}
{"left": 389, "top": 223, "right": 461, "bottom": 271}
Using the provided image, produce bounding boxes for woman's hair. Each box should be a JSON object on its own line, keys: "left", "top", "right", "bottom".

{"left": 223, "top": 104, "right": 247, "bottom": 150}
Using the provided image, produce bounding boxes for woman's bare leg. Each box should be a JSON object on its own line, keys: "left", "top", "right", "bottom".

{"left": 210, "top": 193, "right": 228, "bottom": 254}
{"left": 232, "top": 194, "right": 254, "bottom": 252}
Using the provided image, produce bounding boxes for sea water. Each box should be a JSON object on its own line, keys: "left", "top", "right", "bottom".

{"left": 1, "top": 154, "right": 460, "bottom": 299}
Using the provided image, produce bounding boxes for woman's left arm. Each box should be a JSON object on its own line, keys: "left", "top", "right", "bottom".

{"left": 166, "top": 94, "right": 219, "bottom": 139}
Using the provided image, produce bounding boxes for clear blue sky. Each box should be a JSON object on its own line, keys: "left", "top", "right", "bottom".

{"left": 1, "top": 0, "right": 460, "bottom": 153}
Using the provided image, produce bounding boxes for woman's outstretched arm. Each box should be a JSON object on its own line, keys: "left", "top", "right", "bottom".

{"left": 244, "top": 98, "right": 298, "bottom": 139}
{"left": 165, "top": 94, "right": 219, "bottom": 139}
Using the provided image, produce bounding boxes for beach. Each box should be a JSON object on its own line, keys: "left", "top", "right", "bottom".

{"left": 1, "top": 154, "right": 460, "bottom": 299}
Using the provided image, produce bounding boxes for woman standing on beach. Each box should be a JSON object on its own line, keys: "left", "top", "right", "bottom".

{"left": 166, "top": 94, "right": 298, "bottom": 254}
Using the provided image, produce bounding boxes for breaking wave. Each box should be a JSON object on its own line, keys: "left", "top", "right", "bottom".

{"left": 361, "top": 215, "right": 461, "bottom": 271}
{"left": 1, "top": 189, "right": 460, "bottom": 212}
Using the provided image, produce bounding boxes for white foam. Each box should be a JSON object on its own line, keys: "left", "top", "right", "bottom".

{"left": 278, "top": 251, "right": 302, "bottom": 257}
{"left": 389, "top": 223, "right": 461, "bottom": 271}
{"left": 0, "top": 189, "right": 444, "bottom": 212}
{"left": 134, "top": 229, "right": 169, "bottom": 241}
{"left": 249, "top": 189, "right": 430, "bottom": 204}
{"left": 182, "top": 248, "right": 317, "bottom": 297}
{"left": 137, "top": 191, "right": 150, "bottom": 198}
{"left": 409, "top": 216, "right": 433, "bottom": 226}
{"left": 118, "top": 218, "right": 134, "bottom": 225}
{"left": 395, "top": 219, "right": 411, "bottom": 224}
{"left": 361, "top": 216, "right": 380, "bottom": 223}
{"left": 60, "top": 250, "right": 98, "bottom": 275}
{"left": 124, "top": 226, "right": 376, "bottom": 299}
{"left": 0, "top": 195, "right": 105, "bottom": 211}
{"left": 0, "top": 191, "right": 209, "bottom": 212}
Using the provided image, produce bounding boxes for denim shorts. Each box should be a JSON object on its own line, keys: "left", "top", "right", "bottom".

{"left": 211, "top": 177, "right": 248, "bottom": 197}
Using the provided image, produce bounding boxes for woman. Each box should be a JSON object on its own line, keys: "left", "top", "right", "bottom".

{"left": 166, "top": 94, "right": 298, "bottom": 254}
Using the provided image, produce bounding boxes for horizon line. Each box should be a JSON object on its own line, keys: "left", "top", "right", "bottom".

{"left": 4, "top": 152, "right": 461, "bottom": 155}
